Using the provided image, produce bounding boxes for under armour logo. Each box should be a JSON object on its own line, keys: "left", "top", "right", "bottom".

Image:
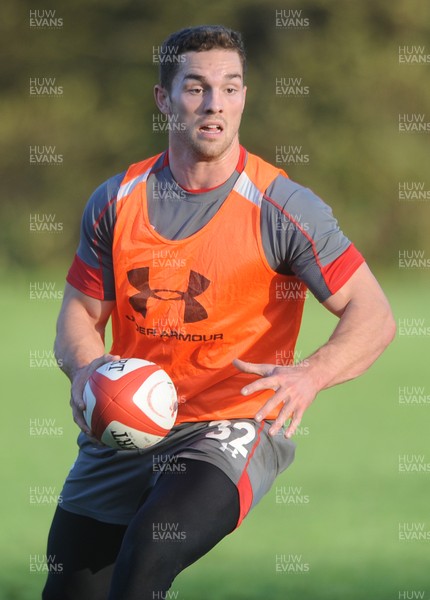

{"left": 127, "top": 267, "right": 211, "bottom": 323}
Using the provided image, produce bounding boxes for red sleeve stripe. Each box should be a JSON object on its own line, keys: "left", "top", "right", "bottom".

{"left": 320, "top": 244, "right": 365, "bottom": 296}
{"left": 66, "top": 254, "right": 104, "bottom": 300}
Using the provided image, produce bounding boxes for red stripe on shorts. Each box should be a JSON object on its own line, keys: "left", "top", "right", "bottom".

{"left": 235, "top": 421, "right": 265, "bottom": 528}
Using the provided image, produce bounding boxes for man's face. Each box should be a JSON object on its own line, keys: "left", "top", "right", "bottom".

{"left": 159, "top": 49, "right": 247, "bottom": 160}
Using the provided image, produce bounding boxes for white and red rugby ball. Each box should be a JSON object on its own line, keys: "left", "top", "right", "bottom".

{"left": 83, "top": 358, "right": 178, "bottom": 450}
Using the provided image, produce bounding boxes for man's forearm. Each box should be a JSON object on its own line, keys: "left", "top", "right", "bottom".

{"left": 55, "top": 314, "right": 106, "bottom": 382}
{"left": 54, "top": 290, "right": 110, "bottom": 382}
{"left": 53, "top": 285, "right": 116, "bottom": 434}
{"left": 304, "top": 296, "right": 396, "bottom": 392}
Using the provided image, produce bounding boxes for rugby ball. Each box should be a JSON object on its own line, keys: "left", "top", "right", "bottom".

{"left": 83, "top": 358, "right": 178, "bottom": 450}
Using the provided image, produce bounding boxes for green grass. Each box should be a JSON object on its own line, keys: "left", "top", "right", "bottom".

{"left": 1, "top": 271, "right": 429, "bottom": 599}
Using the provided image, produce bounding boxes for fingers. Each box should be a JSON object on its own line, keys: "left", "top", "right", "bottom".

{"left": 251, "top": 382, "right": 308, "bottom": 438}
{"left": 234, "top": 357, "right": 314, "bottom": 439}
{"left": 70, "top": 394, "right": 91, "bottom": 435}
{"left": 90, "top": 353, "right": 120, "bottom": 372}
{"left": 233, "top": 358, "right": 274, "bottom": 378}
{"left": 257, "top": 393, "right": 303, "bottom": 438}
{"left": 254, "top": 388, "right": 287, "bottom": 421}
{"left": 255, "top": 389, "right": 297, "bottom": 438}
{"left": 233, "top": 359, "right": 278, "bottom": 397}
{"left": 234, "top": 358, "right": 293, "bottom": 432}
{"left": 70, "top": 354, "right": 121, "bottom": 438}
{"left": 267, "top": 401, "right": 293, "bottom": 435}
{"left": 73, "top": 354, "right": 120, "bottom": 404}
{"left": 284, "top": 411, "right": 303, "bottom": 439}
{"left": 71, "top": 395, "right": 101, "bottom": 444}
{"left": 71, "top": 378, "right": 86, "bottom": 413}
{"left": 243, "top": 377, "right": 280, "bottom": 397}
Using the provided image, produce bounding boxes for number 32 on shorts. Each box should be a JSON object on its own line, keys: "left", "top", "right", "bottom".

{"left": 205, "top": 420, "right": 256, "bottom": 459}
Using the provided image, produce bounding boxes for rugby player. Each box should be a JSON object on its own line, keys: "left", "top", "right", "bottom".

{"left": 42, "top": 24, "right": 395, "bottom": 600}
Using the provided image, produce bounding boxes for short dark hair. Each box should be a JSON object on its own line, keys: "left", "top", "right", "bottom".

{"left": 158, "top": 25, "right": 246, "bottom": 91}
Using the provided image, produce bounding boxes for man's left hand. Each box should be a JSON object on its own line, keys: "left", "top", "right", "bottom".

{"left": 233, "top": 358, "right": 319, "bottom": 438}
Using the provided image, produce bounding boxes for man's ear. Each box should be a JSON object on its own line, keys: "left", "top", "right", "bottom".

{"left": 242, "top": 85, "right": 247, "bottom": 111}
{"left": 154, "top": 85, "right": 171, "bottom": 115}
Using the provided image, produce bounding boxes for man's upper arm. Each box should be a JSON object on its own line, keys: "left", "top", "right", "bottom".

{"left": 262, "top": 176, "right": 365, "bottom": 302}
{"left": 322, "top": 262, "right": 393, "bottom": 319}
{"left": 58, "top": 283, "right": 115, "bottom": 333}
{"left": 54, "top": 283, "right": 116, "bottom": 381}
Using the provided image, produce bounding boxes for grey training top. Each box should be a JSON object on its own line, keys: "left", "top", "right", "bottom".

{"left": 68, "top": 148, "right": 359, "bottom": 303}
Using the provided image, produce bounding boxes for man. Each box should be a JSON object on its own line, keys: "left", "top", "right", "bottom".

{"left": 43, "top": 25, "right": 395, "bottom": 600}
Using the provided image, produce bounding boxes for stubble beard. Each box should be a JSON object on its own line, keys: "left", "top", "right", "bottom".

{"left": 172, "top": 123, "right": 237, "bottom": 162}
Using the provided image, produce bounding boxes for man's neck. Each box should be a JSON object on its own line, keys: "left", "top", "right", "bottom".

{"left": 167, "top": 140, "right": 241, "bottom": 191}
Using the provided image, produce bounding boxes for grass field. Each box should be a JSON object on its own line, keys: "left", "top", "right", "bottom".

{"left": 1, "top": 269, "right": 429, "bottom": 599}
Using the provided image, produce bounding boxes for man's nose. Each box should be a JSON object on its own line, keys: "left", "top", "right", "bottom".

{"left": 203, "top": 89, "right": 223, "bottom": 113}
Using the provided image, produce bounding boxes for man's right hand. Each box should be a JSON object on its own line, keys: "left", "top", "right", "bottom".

{"left": 70, "top": 353, "right": 120, "bottom": 440}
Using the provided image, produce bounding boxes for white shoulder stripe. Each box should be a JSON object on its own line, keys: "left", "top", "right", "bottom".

{"left": 233, "top": 172, "right": 263, "bottom": 207}
{"left": 117, "top": 168, "right": 152, "bottom": 202}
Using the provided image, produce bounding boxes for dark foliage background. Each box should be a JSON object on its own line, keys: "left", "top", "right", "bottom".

{"left": 1, "top": 0, "right": 429, "bottom": 272}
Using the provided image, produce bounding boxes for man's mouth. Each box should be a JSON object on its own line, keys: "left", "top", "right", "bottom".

{"left": 198, "top": 123, "right": 224, "bottom": 134}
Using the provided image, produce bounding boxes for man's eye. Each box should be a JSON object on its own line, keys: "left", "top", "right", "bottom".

{"left": 189, "top": 88, "right": 203, "bottom": 94}
{"left": 226, "top": 88, "right": 238, "bottom": 94}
